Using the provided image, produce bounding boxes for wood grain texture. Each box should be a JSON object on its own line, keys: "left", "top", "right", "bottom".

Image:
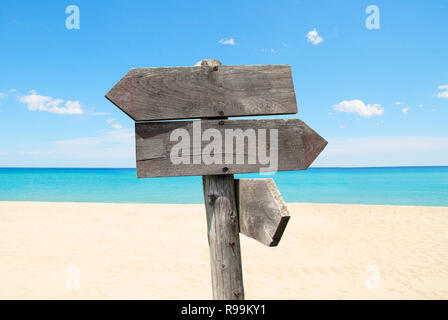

{"left": 135, "top": 119, "right": 327, "bottom": 178}
{"left": 106, "top": 65, "right": 298, "bottom": 121}
{"left": 235, "top": 179, "right": 290, "bottom": 247}
{"left": 203, "top": 175, "right": 244, "bottom": 300}
{"left": 199, "top": 59, "right": 244, "bottom": 300}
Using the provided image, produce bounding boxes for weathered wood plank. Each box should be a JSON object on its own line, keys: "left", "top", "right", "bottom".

{"left": 235, "top": 179, "right": 290, "bottom": 247}
{"left": 203, "top": 175, "right": 244, "bottom": 300}
{"left": 200, "top": 58, "right": 244, "bottom": 300}
{"left": 135, "top": 119, "right": 327, "bottom": 178}
{"left": 106, "top": 65, "right": 298, "bottom": 121}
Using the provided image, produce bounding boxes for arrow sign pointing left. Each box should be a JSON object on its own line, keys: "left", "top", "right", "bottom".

{"left": 106, "top": 65, "right": 298, "bottom": 121}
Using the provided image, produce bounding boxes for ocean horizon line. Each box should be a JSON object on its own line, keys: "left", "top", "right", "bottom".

{"left": 1, "top": 165, "right": 447, "bottom": 170}
{"left": 0, "top": 200, "right": 445, "bottom": 208}
{"left": 1, "top": 166, "right": 447, "bottom": 206}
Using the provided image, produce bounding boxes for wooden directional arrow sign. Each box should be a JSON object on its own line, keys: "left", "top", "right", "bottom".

{"left": 135, "top": 119, "right": 327, "bottom": 178}
{"left": 106, "top": 65, "right": 297, "bottom": 121}
{"left": 106, "top": 59, "right": 328, "bottom": 300}
{"left": 236, "top": 179, "right": 290, "bottom": 247}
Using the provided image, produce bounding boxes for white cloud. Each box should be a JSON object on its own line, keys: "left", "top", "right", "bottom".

{"left": 312, "top": 136, "right": 448, "bottom": 167}
{"left": 436, "top": 85, "right": 448, "bottom": 98}
{"left": 306, "top": 28, "right": 323, "bottom": 45}
{"left": 339, "top": 124, "right": 346, "bottom": 129}
{"left": 18, "top": 150, "right": 53, "bottom": 156}
{"left": 333, "top": 99, "right": 384, "bottom": 118}
{"left": 218, "top": 38, "right": 235, "bottom": 45}
{"left": 394, "top": 102, "right": 410, "bottom": 113}
{"left": 65, "top": 101, "right": 82, "bottom": 113}
{"left": 260, "top": 48, "right": 277, "bottom": 53}
{"left": 106, "top": 118, "right": 122, "bottom": 129}
{"left": 9, "top": 89, "right": 17, "bottom": 93}
{"left": 0, "top": 93, "right": 7, "bottom": 106}
{"left": 281, "top": 42, "right": 288, "bottom": 48}
{"left": 50, "top": 128, "right": 134, "bottom": 161}
{"left": 19, "top": 90, "right": 83, "bottom": 114}
{"left": 0, "top": 129, "right": 135, "bottom": 167}
{"left": 51, "top": 137, "right": 101, "bottom": 149}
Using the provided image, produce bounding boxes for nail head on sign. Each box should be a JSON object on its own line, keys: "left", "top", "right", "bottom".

{"left": 219, "top": 120, "right": 225, "bottom": 125}
{"left": 222, "top": 167, "right": 229, "bottom": 172}
{"left": 219, "top": 111, "right": 224, "bottom": 116}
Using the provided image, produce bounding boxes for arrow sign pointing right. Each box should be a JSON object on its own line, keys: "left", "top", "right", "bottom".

{"left": 135, "top": 118, "right": 327, "bottom": 178}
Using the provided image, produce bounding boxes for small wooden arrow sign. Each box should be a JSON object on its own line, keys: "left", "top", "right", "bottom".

{"left": 135, "top": 118, "right": 327, "bottom": 178}
{"left": 106, "top": 65, "right": 297, "bottom": 121}
{"left": 236, "top": 179, "right": 290, "bottom": 247}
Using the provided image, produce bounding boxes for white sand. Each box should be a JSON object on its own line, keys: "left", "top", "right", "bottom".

{"left": 0, "top": 201, "right": 447, "bottom": 299}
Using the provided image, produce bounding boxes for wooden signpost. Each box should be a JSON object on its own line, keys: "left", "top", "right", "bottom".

{"left": 106, "top": 59, "right": 327, "bottom": 300}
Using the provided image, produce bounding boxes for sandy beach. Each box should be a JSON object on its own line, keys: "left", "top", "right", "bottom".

{"left": 0, "top": 201, "right": 447, "bottom": 299}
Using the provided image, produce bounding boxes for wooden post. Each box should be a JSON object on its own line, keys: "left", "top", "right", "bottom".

{"left": 203, "top": 175, "right": 244, "bottom": 300}
{"left": 198, "top": 59, "right": 245, "bottom": 300}
{"left": 107, "top": 59, "right": 328, "bottom": 300}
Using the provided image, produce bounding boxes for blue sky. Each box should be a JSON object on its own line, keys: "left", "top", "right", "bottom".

{"left": 0, "top": 0, "right": 447, "bottom": 167}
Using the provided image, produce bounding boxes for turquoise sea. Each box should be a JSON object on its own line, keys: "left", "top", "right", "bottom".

{"left": 0, "top": 167, "right": 447, "bottom": 206}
